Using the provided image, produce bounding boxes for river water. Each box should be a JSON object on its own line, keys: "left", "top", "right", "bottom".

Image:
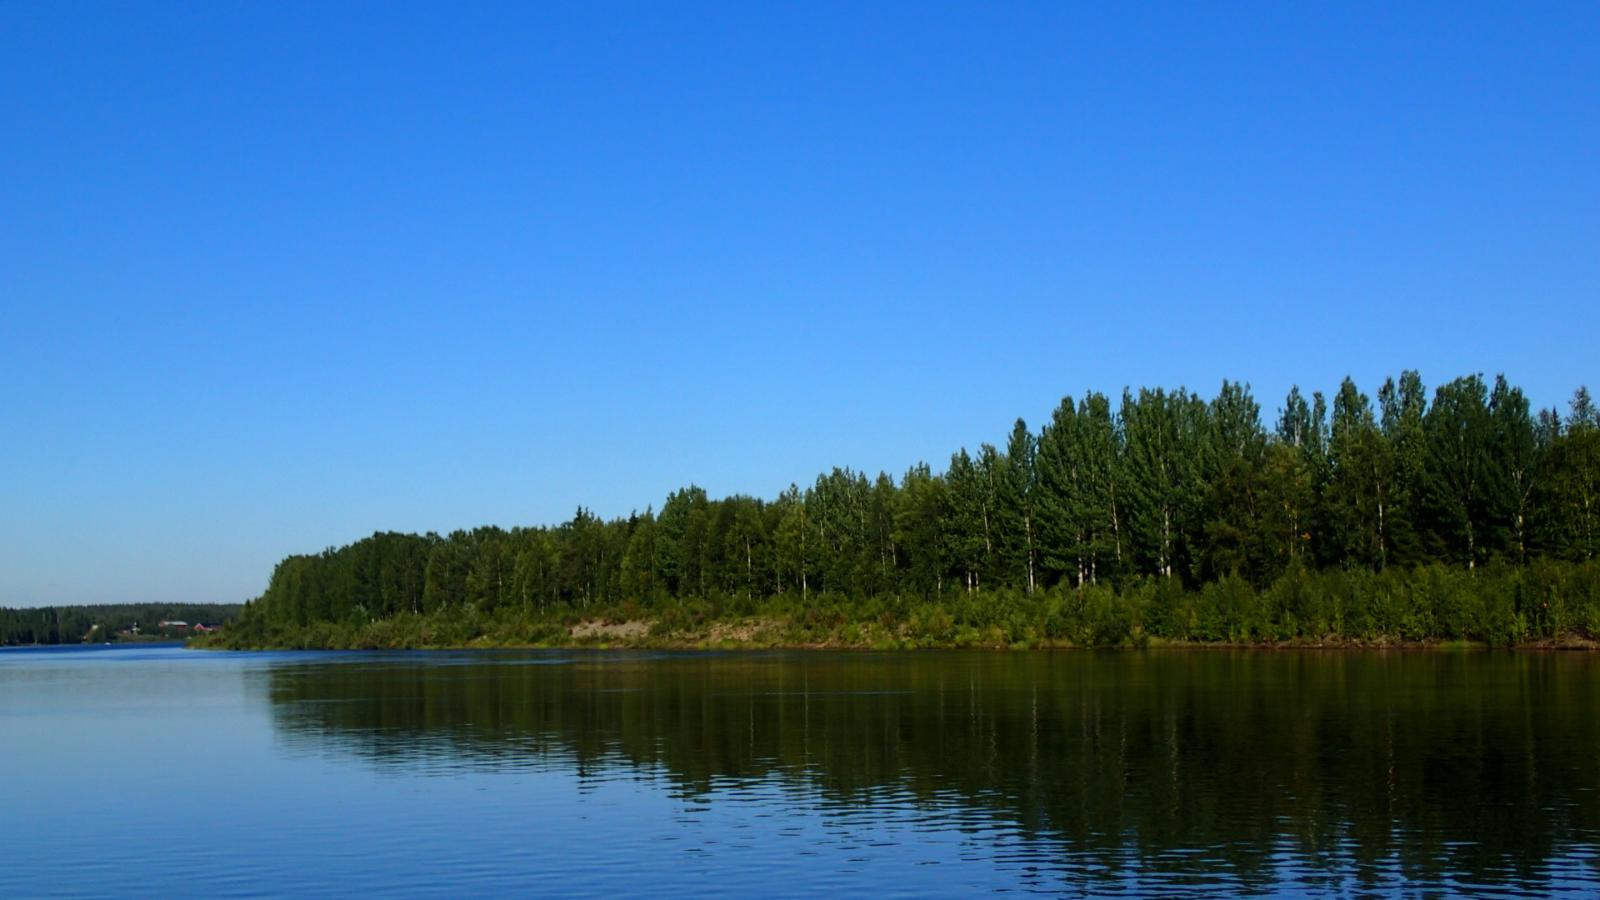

{"left": 2, "top": 644, "right": 1597, "bottom": 896}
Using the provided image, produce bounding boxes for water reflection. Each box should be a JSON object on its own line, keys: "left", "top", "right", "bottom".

{"left": 260, "top": 650, "right": 1600, "bottom": 895}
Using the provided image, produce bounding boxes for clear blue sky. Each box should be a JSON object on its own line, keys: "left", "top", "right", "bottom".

{"left": 2, "top": 2, "right": 1596, "bottom": 606}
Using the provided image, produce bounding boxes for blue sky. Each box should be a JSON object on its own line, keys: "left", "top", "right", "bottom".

{"left": 2, "top": 2, "right": 1596, "bottom": 605}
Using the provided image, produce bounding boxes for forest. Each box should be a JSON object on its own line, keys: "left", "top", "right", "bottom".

{"left": 0, "top": 603, "right": 243, "bottom": 646}
{"left": 222, "top": 372, "right": 1600, "bottom": 649}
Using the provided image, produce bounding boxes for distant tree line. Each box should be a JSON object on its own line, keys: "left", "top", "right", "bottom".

{"left": 0, "top": 603, "right": 242, "bottom": 646}
{"left": 238, "top": 373, "right": 1600, "bottom": 642}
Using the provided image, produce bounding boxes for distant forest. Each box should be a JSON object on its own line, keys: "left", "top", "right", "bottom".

{"left": 231, "top": 372, "right": 1600, "bottom": 646}
{"left": 0, "top": 604, "right": 243, "bottom": 646}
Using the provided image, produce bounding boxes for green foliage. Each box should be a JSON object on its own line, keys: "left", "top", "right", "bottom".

{"left": 0, "top": 603, "right": 242, "bottom": 646}
{"left": 217, "top": 372, "right": 1600, "bottom": 649}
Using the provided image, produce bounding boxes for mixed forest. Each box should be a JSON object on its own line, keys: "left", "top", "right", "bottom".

{"left": 221, "top": 373, "right": 1600, "bottom": 649}
{"left": 0, "top": 603, "right": 242, "bottom": 646}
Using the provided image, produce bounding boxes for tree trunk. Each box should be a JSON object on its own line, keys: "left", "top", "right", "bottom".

{"left": 1161, "top": 507, "right": 1173, "bottom": 578}
{"left": 1024, "top": 513, "right": 1036, "bottom": 594}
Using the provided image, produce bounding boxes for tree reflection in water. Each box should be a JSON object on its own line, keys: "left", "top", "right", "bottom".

{"left": 261, "top": 650, "right": 1600, "bottom": 893}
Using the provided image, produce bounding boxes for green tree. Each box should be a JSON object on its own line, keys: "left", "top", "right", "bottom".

{"left": 1377, "top": 372, "right": 1427, "bottom": 567}
{"left": 772, "top": 484, "right": 810, "bottom": 599}
{"left": 657, "top": 486, "right": 710, "bottom": 598}
{"left": 895, "top": 463, "right": 946, "bottom": 594}
{"left": 993, "top": 420, "right": 1039, "bottom": 593}
{"left": 1122, "top": 388, "right": 1208, "bottom": 580}
{"left": 620, "top": 509, "right": 659, "bottom": 603}
{"left": 1488, "top": 375, "right": 1538, "bottom": 562}
{"left": 1423, "top": 375, "right": 1495, "bottom": 568}
{"left": 1324, "top": 377, "right": 1395, "bottom": 570}
{"left": 941, "top": 450, "right": 990, "bottom": 591}
{"left": 1202, "top": 380, "right": 1267, "bottom": 581}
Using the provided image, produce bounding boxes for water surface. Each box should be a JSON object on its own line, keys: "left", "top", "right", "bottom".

{"left": 2, "top": 645, "right": 1597, "bottom": 896}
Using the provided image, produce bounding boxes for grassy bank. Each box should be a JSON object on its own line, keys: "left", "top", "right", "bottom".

{"left": 198, "top": 560, "right": 1600, "bottom": 652}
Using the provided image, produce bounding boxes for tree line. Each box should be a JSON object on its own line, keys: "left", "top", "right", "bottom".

{"left": 239, "top": 372, "right": 1600, "bottom": 642}
{"left": 0, "top": 603, "right": 243, "bottom": 646}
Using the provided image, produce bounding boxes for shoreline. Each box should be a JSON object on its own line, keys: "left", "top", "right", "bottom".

{"left": 193, "top": 618, "right": 1600, "bottom": 653}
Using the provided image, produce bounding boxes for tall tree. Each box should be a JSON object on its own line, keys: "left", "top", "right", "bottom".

{"left": 1202, "top": 380, "right": 1267, "bottom": 580}
{"left": 1036, "top": 394, "right": 1126, "bottom": 587}
{"left": 1122, "top": 388, "right": 1208, "bottom": 580}
{"left": 895, "top": 463, "right": 946, "bottom": 595}
{"left": 1034, "top": 397, "right": 1087, "bottom": 586}
{"left": 1273, "top": 386, "right": 1327, "bottom": 562}
{"left": 656, "top": 486, "right": 710, "bottom": 597}
{"left": 1488, "top": 375, "right": 1537, "bottom": 562}
{"left": 994, "top": 419, "right": 1039, "bottom": 593}
{"left": 620, "top": 509, "right": 659, "bottom": 603}
{"left": 1078, "top": 392, "right": 1126, "bottom": 583}
{"left": 1324, "top": 377, "right": 1394, "bottom": 569}
{"left": 1541, "top": 389, "right": 1600, "bottom": 560}
{"left": 1378, "top": 371, "right": 1427, "bottom": 567}
{"left": 1423, "top": 375, "right": 1495, "bottom": 568}
{"left": 772, "top": 485, "right": 810, "bottom": 599}
{"left": 942, "top": 449, "right": 991, "bottom": 591}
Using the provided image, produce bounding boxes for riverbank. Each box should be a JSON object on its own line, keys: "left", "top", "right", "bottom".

{"left": 193, "top": 611, "right": 1600, "bottom": 653}
{"left": 201, "top": 561, "right": 1600, "bottom": 652}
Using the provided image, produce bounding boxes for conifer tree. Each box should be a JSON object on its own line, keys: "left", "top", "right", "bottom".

{"left": 994, "top": 419, "right": 1038, "bottom": 593}
{"left": 1034, "top": 397, "right": 1087, "bottom": 586}
{"left": 1078, "top": 392, "right": 1126, "bottom": 583}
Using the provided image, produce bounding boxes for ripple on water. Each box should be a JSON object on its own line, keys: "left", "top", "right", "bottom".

{"left": 4, "top": 647, "right": 1600, "bottom": 898}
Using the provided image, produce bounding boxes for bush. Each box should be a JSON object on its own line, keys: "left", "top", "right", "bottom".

{"left": 208, "top": 560, "right": 1600, "bottom": 650}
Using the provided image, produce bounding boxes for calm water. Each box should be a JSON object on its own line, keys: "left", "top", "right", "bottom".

{"left": 2, "top": 646, "right": 1598, "bottom": 897}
